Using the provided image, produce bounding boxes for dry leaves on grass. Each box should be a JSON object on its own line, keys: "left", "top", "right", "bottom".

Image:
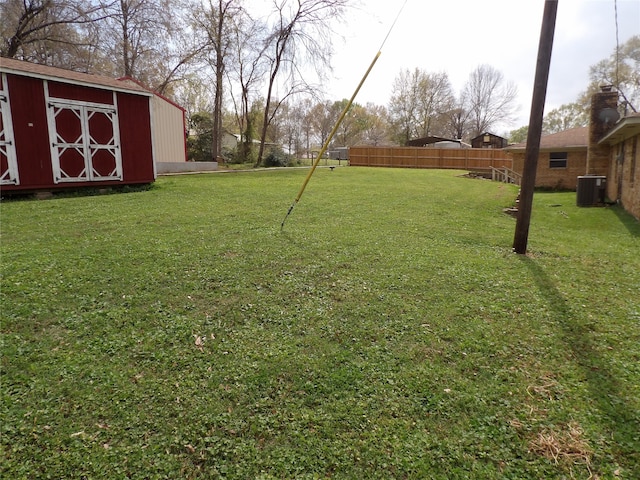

{"left": 193, "top": 333, "right": 216, "bottom": 352}
{"left": 529, "top": 422, "right": 593, "bottom": 476}
{"left": 526, "top": 375, "right": 563, "bottom": 401}
{"left": 194, "top": 335, "right": 204, "bottom": 352}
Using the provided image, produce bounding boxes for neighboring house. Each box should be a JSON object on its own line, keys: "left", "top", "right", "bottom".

{"left": 220, "top": 132, "right": 278, "bottom": 152}
{"left": 0, "top": 58, "right": 155, "bottom": 193}
{"left": 505, "top": 126, "right": 589, "bottom": 190}
{"left": 222, "top": 132, "right": 241, "bottom": 151}
{"left": 505, "top": 86, "right": 639, "bottom": 220}
{"left": 118, "top": 77, "right": 187, "bottom": 164}
{"left": 471, "top": 132, "right": 508, "bottom": 149}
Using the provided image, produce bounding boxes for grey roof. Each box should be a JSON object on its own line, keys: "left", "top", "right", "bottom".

{"left": 505, "top": 126, "right": 588, "bottom": 151}
{"left": 0, "top": 57, "right": 151, "bottom": 96}
{"left": 599, "top": 113, "right": 640, "bottom": 145}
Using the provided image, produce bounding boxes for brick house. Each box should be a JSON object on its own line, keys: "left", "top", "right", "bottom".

{"left": 505, "top": 87, "right": 639, "bottom": 220}
{"left": 505, "top": 126, "right": 588, "bottom": 190}
{"left": 600, "top": 113, "right": 640, "bottom": 220}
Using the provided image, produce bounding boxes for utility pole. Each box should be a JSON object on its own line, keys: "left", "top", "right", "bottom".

{"left": 513, "top": 0, "right": 558, "bottom": 254}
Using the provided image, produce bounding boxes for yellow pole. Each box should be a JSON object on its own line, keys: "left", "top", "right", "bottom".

{"left": 280, "top": 0, "right": 409, "bottom": 230}
{"left": 280, "top": 51, "right": 381, "bottom": 229}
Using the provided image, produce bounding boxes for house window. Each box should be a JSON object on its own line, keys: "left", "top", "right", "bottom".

{"left": 44, "top": 82, "right": 123, "bottom": 184}
{"left": 549, "top": 152, "right": 567, "bottom": 169}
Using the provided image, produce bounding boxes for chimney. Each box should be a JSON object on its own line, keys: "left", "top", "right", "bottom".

{"left": 586, "top": 86, "right": 619, "bottom": 175}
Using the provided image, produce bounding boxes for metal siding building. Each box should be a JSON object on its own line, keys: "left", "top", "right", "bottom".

{"left": 119, "top": 77, "right": 187, "bottom": 164}
{"left": 151, "top": 90, "right": 187, "bottom": 164}
{"left": 0, "top": 58, "right": 155, "bottom": 193}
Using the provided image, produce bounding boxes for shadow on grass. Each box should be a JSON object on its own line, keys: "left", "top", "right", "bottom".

{"left": 521, "top": 256, "right": 640, "bottom": 473}
{"left": 610, "top": 203, "right": 640, "bottom": 237}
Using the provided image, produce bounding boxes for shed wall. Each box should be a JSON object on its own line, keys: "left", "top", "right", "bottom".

{"left": 6, "top": 74, "right": 52, "bottom": 188}
{"left": 117, "top": 92, "right": 155, "bottom": 182}
{"left": 152, "top": 95, "right": 187, "bottom": 163}
{"left": 48, "top": 81, "right": 113, "bottom": 105}
{"left": 1, "top": 73, "right": 155, "bottom": 192}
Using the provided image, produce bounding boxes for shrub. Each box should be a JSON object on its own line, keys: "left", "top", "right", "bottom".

{"left": 263, "top": 147, "right": 291, "bottom": 167}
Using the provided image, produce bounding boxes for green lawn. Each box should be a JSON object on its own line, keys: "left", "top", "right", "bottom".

{"left": 1, "top": 168, "right": 639, "bottom": 479}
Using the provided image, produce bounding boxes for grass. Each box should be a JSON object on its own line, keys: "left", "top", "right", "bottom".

{"left": 1, "top": 167, "right": 639, "bottom": 479}
{"left": 219, "top": 158, "right": 346, "bottom": 170}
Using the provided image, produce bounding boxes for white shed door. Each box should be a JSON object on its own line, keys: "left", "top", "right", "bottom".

{"left": 46, "top": 86, "right": 123, "bottom": 184}
{"left": 0, "top": 73, "right": 19, "bottom": 185}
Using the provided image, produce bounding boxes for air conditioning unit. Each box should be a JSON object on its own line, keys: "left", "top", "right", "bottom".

{"left": 576, "top": 176, "right": 607, "bottom": 207}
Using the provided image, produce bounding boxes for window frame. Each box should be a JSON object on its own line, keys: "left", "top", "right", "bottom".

{"left": 549, "top": 151, "right": 568, "bottom": 169}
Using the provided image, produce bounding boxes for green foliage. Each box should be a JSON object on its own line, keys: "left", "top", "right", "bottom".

{"left": 543, "top": 102, "right": 589, "bottom": 134}
{"left": 2, "top": 169, "right": 639, "bottom": 478}
{"left": 263, "top": 147, "right": 291, "bottom": 167}
{"left": 223, "top": 141, "right": 255, "bottom": 166}
{"left": 589, "top": 35, "right": 640, "bottom": 112}
{"left": 508, "top": 125, "right": 528, "bottom": 144}
{"left": 186, "top": 111, "right": 213, "bottom": 162}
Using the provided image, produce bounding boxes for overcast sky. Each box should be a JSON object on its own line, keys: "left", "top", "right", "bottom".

{"left": 323, "top": 0, "right": 640, "bottom": 133}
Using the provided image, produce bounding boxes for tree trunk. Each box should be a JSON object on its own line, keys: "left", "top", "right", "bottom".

{"left": 255, "top": 88, "right": 272, "bottom": 167}
{"left": 121, "top": 1, "right": 132, "bottom": 77}
{"left": 211, "top": 0, "right": 226, "bottom": 162}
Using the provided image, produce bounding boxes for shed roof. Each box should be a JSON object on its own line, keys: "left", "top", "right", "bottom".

{"left": 118, "top": 76, "right": 185, "bottom": 111}
{"left": 471, "top": 132, "right": 506, "bottom": 141}
{"left": 599, "top": 113, "right": 640, "bottom": 145}
{"left": 406, "top": 136, "right": 460, "bottom": 146}
{"left": 505, "top": 126, "right": 588, "bottom": 152}
{"left": 0, "top": 57, "right": 151, "bottom": 96}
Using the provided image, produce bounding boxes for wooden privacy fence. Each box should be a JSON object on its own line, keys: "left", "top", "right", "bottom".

{"left": 349, "top": 147, "right": 513, "bottom": 171}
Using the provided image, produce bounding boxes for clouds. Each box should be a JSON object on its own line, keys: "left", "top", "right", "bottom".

{"left": 326, "top": 0, "right": 640, "bottom": 130}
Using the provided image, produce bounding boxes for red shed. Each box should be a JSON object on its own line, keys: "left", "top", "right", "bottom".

{"left": 0, "top": 58, "right": 155, "bottom": 194}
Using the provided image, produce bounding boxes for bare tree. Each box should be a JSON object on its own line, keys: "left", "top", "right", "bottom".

{"left": 1, "top": 0, "right": 111, "bottom": 67}
{"left": 388, "top": 68, "right": 455, "bottom": 144}
{"left": 331, "top": 99, "right": 368, "bottom": 147}
{"left": 388, "top": 69, "right": 421, "bottom": 144}
{"left": 536, "top": 35, "right": 639, "bottom": 136}
{"left": 296, "top": 97, "right": 314, "bottom": 158}
{"left": 97, "top": 0, "right": 174, "bottom": 87}
{"left": 2, "top": 1, "right": 205, "bottom": 95}
{"left": 588, "top": 35, "right": 639, "bottom": 114}
{"left": 152, "top": 4, "right": 210, "bottom": 97}
{"left": 445, "top": 102, "right": 471, "bottom": 141}
{"left": 307, "top": 100, "right": 334, "bottom": 149}
{"left": 360, "top": 103, "right": 390, "bottom": 146}
{"left": 174, "top": 72, "right": 215, "bottom": 124}
{"left": 254, "top": 0, "right": 350, "bottom": 167}
{"left": 463, "top": 64, "right": 518, "bottom": 137}
{"left": 416, "top": 71, "right": 455, "bottom": 137}
{"left": 277, "top": 97, "right": 316, "bottom": 158}
{"left": 192, "top": 0, "right": 245, "bottom": 161}
{"left": 225, "top": 6, "right": 269, "bottom": 162}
